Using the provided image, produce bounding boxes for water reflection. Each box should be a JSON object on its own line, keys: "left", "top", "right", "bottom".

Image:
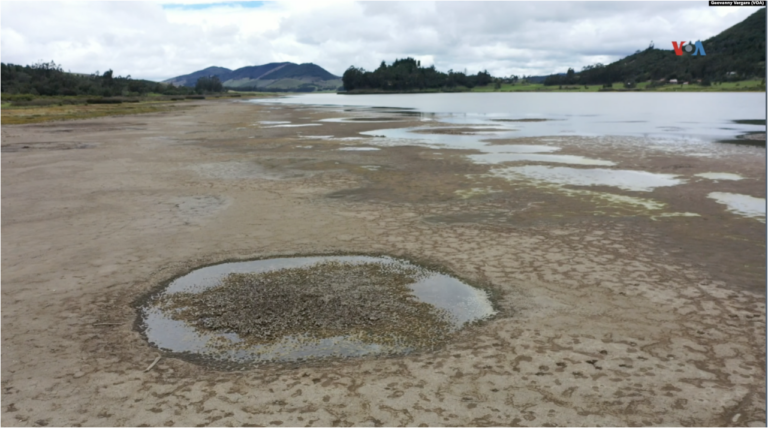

{"left": 708, "top": 192, "right": 766, "bottom": 222}
{"left": 140, "top": 256, "right": 496, "bottom": 363}
{"left": 248, "top": 93, "right": 765, "bottom": 142}
{"left": 490, "top": 165, "right": 684, "bottom": 192}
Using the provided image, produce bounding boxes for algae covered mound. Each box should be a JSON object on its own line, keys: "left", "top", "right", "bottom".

{"left": 153, "top": 261, "right": 455, "bottom": 349}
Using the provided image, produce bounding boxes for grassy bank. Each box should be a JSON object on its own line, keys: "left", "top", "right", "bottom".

{"left": 343, "top": 79, "right": 766, "bottom": 94}
{"left": 0, "top": 92, "right": 278, "bottom": 125}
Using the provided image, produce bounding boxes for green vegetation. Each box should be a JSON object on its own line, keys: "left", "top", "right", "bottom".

{"left": 347, "top": 78, "right": 763, "bottom": 93}
{"left": 342, "top": 8, "right": 765, "bottom": 93}
{"left": 734, "top": 119, "right": 767, "bottom": 125}
{"left": 229, "top": 78, "right": 343, "bottom": 92}
{"left": 1, "top": 99, "right": 182, "bottom": 125}
{"left": 1, "top": 61, "right": 194, "bottom": 97}
{"left": 342, "top": 58, "right": 492, "bottom": 92}
{"left": 195, "top": 76, "right": 223, "bottom": 93}
{"left": 1, "top": 89, "right": 275, "bottom": 125}
{"left": 545, "top": 8, "right": 766, "bottom": 86}
{"left": 0, "top": 60, "right": 280, "bottom": 124}
{"left": 259, "top": 63, "right": 337, "bottom": 81}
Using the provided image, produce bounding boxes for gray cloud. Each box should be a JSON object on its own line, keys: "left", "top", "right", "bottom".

{"left": 0, "top": 1, "right": 758, "bottom": 81}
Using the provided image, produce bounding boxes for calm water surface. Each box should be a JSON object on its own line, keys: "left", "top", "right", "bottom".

{"left": 248, "top": 93, "right": 766, "bottom": 221}
{"left": 249, "top": 92, "right": 766, "bottom": 141}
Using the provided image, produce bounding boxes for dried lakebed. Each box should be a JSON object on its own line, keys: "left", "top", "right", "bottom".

{"left": 2, "top": 98, "right": 765, "bottom": 426}
{"left": 138, "top": 256, "right": 495, "bottom": 367}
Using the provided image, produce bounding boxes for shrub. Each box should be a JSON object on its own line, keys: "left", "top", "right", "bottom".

{"left": 87, "top": 98, "right": 123, "bottom": 104}
{"left": 12, "top": 98, "right": 61, "bottom": 107}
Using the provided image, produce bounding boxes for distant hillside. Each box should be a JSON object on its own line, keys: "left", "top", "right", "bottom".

{"left": 164, "top": 62, "right": 342, "bottom": 92}
{"left": 545, "top": 7, "right": 766, "bottom": 85}
{"left": 164, "top": 66, "right": 233, "bottom": 87}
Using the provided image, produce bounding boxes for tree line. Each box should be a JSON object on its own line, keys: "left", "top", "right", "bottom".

{"left": 1, "top": 61, "right": 196, "bottom": 97}
{"left": 343, "top": 58, "right": 492, "bottom": 91}
{"left": 1, "top": 61, "right": 229, "bottom": 97}
{"left": 194, "top": 75, "right": 223, "bottom": 93}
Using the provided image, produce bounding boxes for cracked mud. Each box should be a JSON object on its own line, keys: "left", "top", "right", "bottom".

{"left": 2, "top": 98, "right": 765, "bottom": 427}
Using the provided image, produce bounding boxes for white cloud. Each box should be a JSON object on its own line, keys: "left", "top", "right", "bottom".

{"left": 0, "top": 1, "right": 760, "bottom": 81}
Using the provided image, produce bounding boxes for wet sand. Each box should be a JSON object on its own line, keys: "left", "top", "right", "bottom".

{"left": 2, "top": 99, "right": 765, "bottom": 426}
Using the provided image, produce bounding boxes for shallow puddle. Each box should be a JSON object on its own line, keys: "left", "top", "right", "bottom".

{"left": 468, "top": 153, "right": 615, "bottom": 166}
{"left": 479, "top": 144, "right": 560, "bottom": 153}
{"left": 694, "top": 172, "right": 744, "bottom": 181}
{"left": 138, "top": 256, "right": 495, "bottom": 365}
{"left": 359, "top": 127, "right": 618, "bottom": 166}
{"left": 266, "top": 123, "right": 322, "bottom": 128}
{"left": 320, "top": 117, "right": 407, "bottom": 123}
{"left": 708, "top": 192, "right": 766, "bottom": 222}
{"left": 490, "top": 165, "right": 685, "bottom": 192}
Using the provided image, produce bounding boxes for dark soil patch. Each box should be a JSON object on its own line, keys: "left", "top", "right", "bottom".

{"left": 717, "top": 132, "right": 766, "bottom": 146}
{"left": 1, "top": 142, "right": 96, "bottom": 152}
{"left": 733, "top": 119, "right": 766, "bottom": 126}
{"left": 154, "top": 261, "right": 453, "bottom": 349}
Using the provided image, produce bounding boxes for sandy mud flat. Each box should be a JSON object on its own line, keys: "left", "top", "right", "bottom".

{"left": 2, "top": 99, "right": 765, "bottom": 426}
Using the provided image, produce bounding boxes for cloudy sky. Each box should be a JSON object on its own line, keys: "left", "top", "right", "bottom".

{"left": 1, "top": 1, "right": 760, "bottom": 81}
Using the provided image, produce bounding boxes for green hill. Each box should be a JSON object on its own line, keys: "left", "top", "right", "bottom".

{"left": 163, "top": 66, "right": 233, "bottom": 87}
{"left": 164, "top": 62, "right": 341, "bottom": 92}
{"left": 545, "top": 8, "right": 766, "bottom": 85}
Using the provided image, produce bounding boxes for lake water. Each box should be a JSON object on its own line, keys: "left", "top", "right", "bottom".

{"left": 248, "top": 93, "right": 766, "bottom": 221}
{"left": 249, "top": 92, "right": 766, "bottom": 142}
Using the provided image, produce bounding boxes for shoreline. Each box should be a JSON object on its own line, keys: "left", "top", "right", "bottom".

{"left": 2, "top": 99, "right": 765, "bottom": 426}
{"left": 341, "top": 89, "right": 767, "bottom": 94}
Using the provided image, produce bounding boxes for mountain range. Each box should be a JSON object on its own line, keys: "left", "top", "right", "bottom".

{"left": 163, "top": 62, "right": 342, "bottom": 92}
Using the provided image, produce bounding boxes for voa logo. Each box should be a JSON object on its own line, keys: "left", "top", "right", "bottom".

{"left": 672, "top": 41, "right": 706, "bottom": 56}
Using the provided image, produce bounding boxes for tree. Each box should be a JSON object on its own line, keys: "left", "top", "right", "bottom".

{"left": 341, "top": 58, "right": 497, "bottom": 92}
{"left": 566, "top": 68, "right": 575, "bottom": 84}
{"left": 195, "top": 75, "right": 223, "bottom": 93}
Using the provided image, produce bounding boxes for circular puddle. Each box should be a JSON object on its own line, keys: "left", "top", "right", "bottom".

{"left": 136, "top": 256, "right": 496, "bottom": 367}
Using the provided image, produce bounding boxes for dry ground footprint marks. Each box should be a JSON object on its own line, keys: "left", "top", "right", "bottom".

{"left": 1, "top": 100, "right": 764, "bottom": 427}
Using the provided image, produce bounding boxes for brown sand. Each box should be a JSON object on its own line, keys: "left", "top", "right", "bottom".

{"left": 2, "top": 99, "right": 765, "bottom": 426}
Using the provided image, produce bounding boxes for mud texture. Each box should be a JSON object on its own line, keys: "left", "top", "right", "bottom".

{"left": 153, "top": 261, "right": 453, "bottom": 349}
{"left": 1, "top": 98, "right": 765, "bottom": 427}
